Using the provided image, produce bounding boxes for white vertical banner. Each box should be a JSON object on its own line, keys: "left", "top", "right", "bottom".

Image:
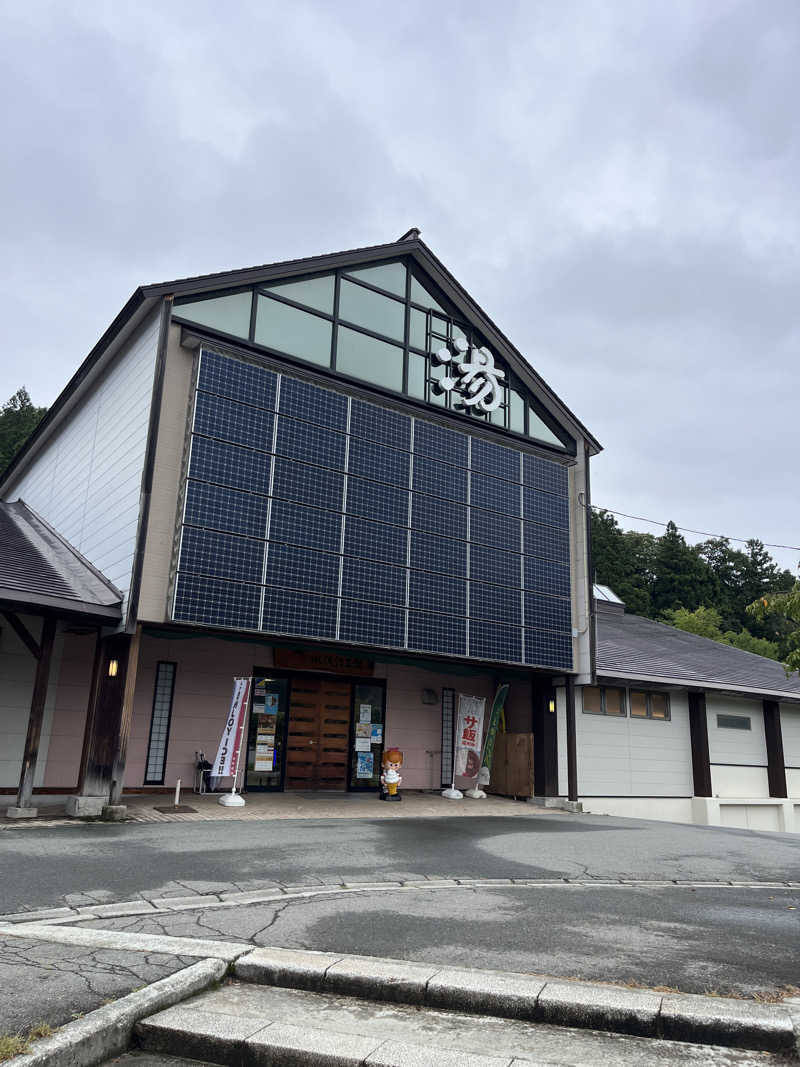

{"left": 214, "top": 677, "right": 251, "bottom": 780}
{"left": 454, "top": 695, "right": 486, "bottom": 777}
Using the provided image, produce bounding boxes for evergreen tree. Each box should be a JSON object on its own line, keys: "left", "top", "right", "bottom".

{"left": 0, "top": 388, "right": 47, "bottom": 474}
{"left": 650, "top": 521, "right": 712, "bottom": 615}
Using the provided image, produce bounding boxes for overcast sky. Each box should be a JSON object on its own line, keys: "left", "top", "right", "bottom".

{"left": 1, "top": 1, "right": 797, "bottom": 572}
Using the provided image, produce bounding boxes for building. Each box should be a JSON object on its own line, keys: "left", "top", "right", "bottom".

{"left": 552, "top": 586, "right": 800, "bottom": 832}
{"left": 1, "top": 232, "right": 598, "bottom": 815}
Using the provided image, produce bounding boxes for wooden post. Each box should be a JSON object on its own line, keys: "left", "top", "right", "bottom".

{"left": 763, "top": 699, "right": 787, "bottom": 799}
{"left": 75, "top": 632, "right": 131, "bottom": 800}
{"left": 688, "top": 690, "right": 712, "bottom": 797}
{"left": 108, "top": 625, "right": 142, "bottom": 806}
{"left": 565, "top": 674, "right": 578, "bottom": 802}
{"left": 532, "top": 675, "right": 558, "bottom": 797}
{"left": 13, "top": 616, "right": 57, "bottom": 813}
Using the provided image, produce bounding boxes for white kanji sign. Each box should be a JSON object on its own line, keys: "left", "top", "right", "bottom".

{"left": 434, "top": 339, "right": 506, "bottom": 413}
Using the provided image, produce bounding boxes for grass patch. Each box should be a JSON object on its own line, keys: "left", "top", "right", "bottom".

{"left": 0, "top": 1023, "right": 53, "bottom": 1062}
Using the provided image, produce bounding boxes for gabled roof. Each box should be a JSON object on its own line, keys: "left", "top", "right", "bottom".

{"left": 596, "top": 609, "right": 800, "bottom": 702}
{"left": 140, "top": 233, "right": 601, "bottom": 454}
{"left": 1, "top": 232, "right": 600, "bottom": 491}
{"left": 0, "top": 501, "right": 123, "bottom": 621}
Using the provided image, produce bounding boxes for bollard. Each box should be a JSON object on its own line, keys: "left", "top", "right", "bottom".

{"left": 174, "top": 778, "right": 182, "bottom": 806}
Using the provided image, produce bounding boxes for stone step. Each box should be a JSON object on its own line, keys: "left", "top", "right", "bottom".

{"left": 135, "top": 981, "right": 787, "bottom": 1067}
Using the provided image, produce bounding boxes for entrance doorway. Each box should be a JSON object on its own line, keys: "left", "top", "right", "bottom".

{"left": 285, "top": 676, "right": 351, "bottom": 790}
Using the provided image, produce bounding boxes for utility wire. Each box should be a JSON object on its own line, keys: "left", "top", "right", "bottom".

{"left": 590, "top": 505, "right": 800, "bottom": 555}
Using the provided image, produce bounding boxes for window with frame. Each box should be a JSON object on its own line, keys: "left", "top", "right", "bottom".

{"left": 716, "top": 714, "right": 751, "bottom": 731}
{"left": 144, "top": 662, "right": 177, "bottom": 784}
{"left": 582, "top": 686, "right": 626, "bottom": 716}
{"left": 629, "top": 690, "right": 671, "bottom": 720}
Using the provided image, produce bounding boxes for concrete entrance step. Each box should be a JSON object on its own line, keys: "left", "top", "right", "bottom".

{"left": 135, "top": 981, "right": 789, "bottom": 1066}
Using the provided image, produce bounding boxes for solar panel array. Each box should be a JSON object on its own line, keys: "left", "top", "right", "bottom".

{"left": 172, "top": 349, "right": 573, "bottom": 669}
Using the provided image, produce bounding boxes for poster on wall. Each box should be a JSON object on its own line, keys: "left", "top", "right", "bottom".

{"left": 356, "top": 722, "right": 371, "bottom": 739}
{"left": 355, "top": 737, "right": 371, "bottom": 752}
{"left": 370, "top": 724, "right": 382, "bottom": 744}
{"left": 356, "top": 752, "right": 374, "bottom": 778}
{"left": 359, "top": 705, "right": 372, "bottom": 722}
{"left": 454, "top": 695, "right": 486, "bottom": 777}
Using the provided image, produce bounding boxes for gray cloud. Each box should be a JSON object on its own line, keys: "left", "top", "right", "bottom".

{"left": 0, "top": 0, "right": 797, "bottom": 570}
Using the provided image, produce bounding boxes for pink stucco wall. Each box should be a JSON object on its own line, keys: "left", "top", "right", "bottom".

{"left": 125, "top": 633, "right": 517, "bottom": 792}
{"left": 43, "top": 631, "right": 96, "bottom": 788}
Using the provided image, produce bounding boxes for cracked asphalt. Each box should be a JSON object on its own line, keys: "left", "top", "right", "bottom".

{"left": 0, "top": 936, "right": 195, "bottom": 1034}
{"left": 1, "top": 811, "right": 799, "bottom": 1032}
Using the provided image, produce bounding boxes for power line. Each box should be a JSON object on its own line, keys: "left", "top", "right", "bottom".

{"left": 590, "top": 505, "right": 800, "bottom": 555}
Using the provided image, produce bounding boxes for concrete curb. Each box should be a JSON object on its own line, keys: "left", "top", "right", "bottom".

{"left": 233, "top": 947, "right": 798, "bottom": 1053}
{"left": 2, "top": 877, "right": 799, "bottom": 926}
{"left": 3, "top": 957, "right": 226, "bottom": 1067}
{"left": 0, "top": 922, "right": 252, "bottom": 961}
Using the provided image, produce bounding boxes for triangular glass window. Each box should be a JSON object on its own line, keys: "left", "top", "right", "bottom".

{"left": 528, "top": 407, "right": 564, "bottom": 447}
{"left": 263, "top": 274, "right": 334, "bottom": 315}
{"left": 174, "top": 292, "right": 252, "bottom": 339}
{"left": 409, "top": 274, "right": 446, "bottom": 314}
{"left": 346, "top": 262, "right": 406, "bottom": 297}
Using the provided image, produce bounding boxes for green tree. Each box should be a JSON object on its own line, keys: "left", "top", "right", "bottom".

{"left": 748, "top": 583, "right": 800, "bottom": 673}
{"left": 0, "top": 388, "right": 47, "bottom": 474}
{"left": 650, "top": 521, "right": 714, "bottom": 616}
{"left": 590, "top": 510, "right": 653, "bottom": 615}
{"left": 661, "top": 605, "right": 781, "bottom": 662}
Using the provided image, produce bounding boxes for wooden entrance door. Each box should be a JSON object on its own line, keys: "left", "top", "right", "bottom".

{"left": 285, "top": 676, "right": 352, "bottom": 790}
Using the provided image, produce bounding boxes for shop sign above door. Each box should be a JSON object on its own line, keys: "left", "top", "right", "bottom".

{"left": 274, "top": 648, "right": 374, "bottom": 676}
{"left": 434, "top": 339, "right": 506, "bottom": 413}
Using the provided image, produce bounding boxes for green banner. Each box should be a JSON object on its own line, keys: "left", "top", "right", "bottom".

{"left": 480, "top": 684, "right": 509, "bottom": 774}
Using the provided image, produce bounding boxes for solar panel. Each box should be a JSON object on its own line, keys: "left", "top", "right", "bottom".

{"left": 189, "top": 436, "right": 271, "bottom": 495}
{"left": 193, "top": 391, "right": 274, "bottom": 451}
{"left": 179, "top": 526, "right": 264, "bottom": 584}
{"left": 470, "top": 543, "right": 522, "bottom": 589}
{"left": 174, "top": 572, "right": 261, "bottom": 630}
{"left": 470, "top": 472, "right": 521, "bottom": 517}
{"left": 184, "top": 480, "right": 269, "bottom": 539}
{"left": 414, "top": 420, "right": 468, "bottom": 468}
{"left": 469, "top": 507, "right": 522, "bottom": 551}
{"left": 350, "top": 397, "right": 411, "bottom": 450}
{"left": 523, "top": 487, "right": 570, "bottom": 529}
{"left": 197, "top": 350, "right": 277, "bottom": 410}
{"left": 348, "top": 437, "right": 410, "bottom": 487}
{"left": 262, "top": 587, "right": 337, "bottom": 638}
{"left": 269, "top": 499, "right": 342, "bottom": 554}
{"left": 341, "top": 556, "right": 407, "bottom": 606}
{"left": 523, "top": 453, "right": 568, "bottom": 497}
{"left": 471, "top": 437, "right": 520, "bottom": 482}
{"left": 278, "top": 375, "right": 347, "bottom": 430}
{"left": 272, "top": 456, "right": 344, "bottom": 511}
{"left": 524, "top": 628, "right": 572, "bottom": 669}
{"left": 410, "top": 531, "right": 467, "bottom": 577}
{"left": 275, "top": 414, "right": 347, "bottom": 469}
{"left": 409, "top": 571, "right": 466, "bottom": 615}
{"left": 470, "top": 580, "right": 522, "bottom": 625}
{"left": 174, "top": 348, "right": 574, "bottom": 670}
{"left": 411, "top": 494, "right": 467, "bottom": 539}
{"left": 264, "top": 542, "right": 339, "bottom": 596}
{"left": 407, "top": 611, "right": 466, "bottom": 657}
{"left": 412, "top": 456, "right": 468, "bottom": 502}
{"left": 523, "top": 522, "right": 570, "bottom": 563}
{"left": 343, "top": 514, "right": 408, "bottom": 565}
{"left": 346, "top": 476, "right": 409, "bottom": 526}
{"left": 469, "top": 620, "right": 522, "bottom": 663}
{"left": 524, "top": 594, "right": 572, "bottom": 633}
{"left": 523, "top": 555, "right": 571, "bottom": 598}
{"left": 339, "top": 600, "right": 405, "bottom": 646}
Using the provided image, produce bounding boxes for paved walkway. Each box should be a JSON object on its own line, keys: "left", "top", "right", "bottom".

{"left": 2, "top": 790, "right": 553, "bottom": 826}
